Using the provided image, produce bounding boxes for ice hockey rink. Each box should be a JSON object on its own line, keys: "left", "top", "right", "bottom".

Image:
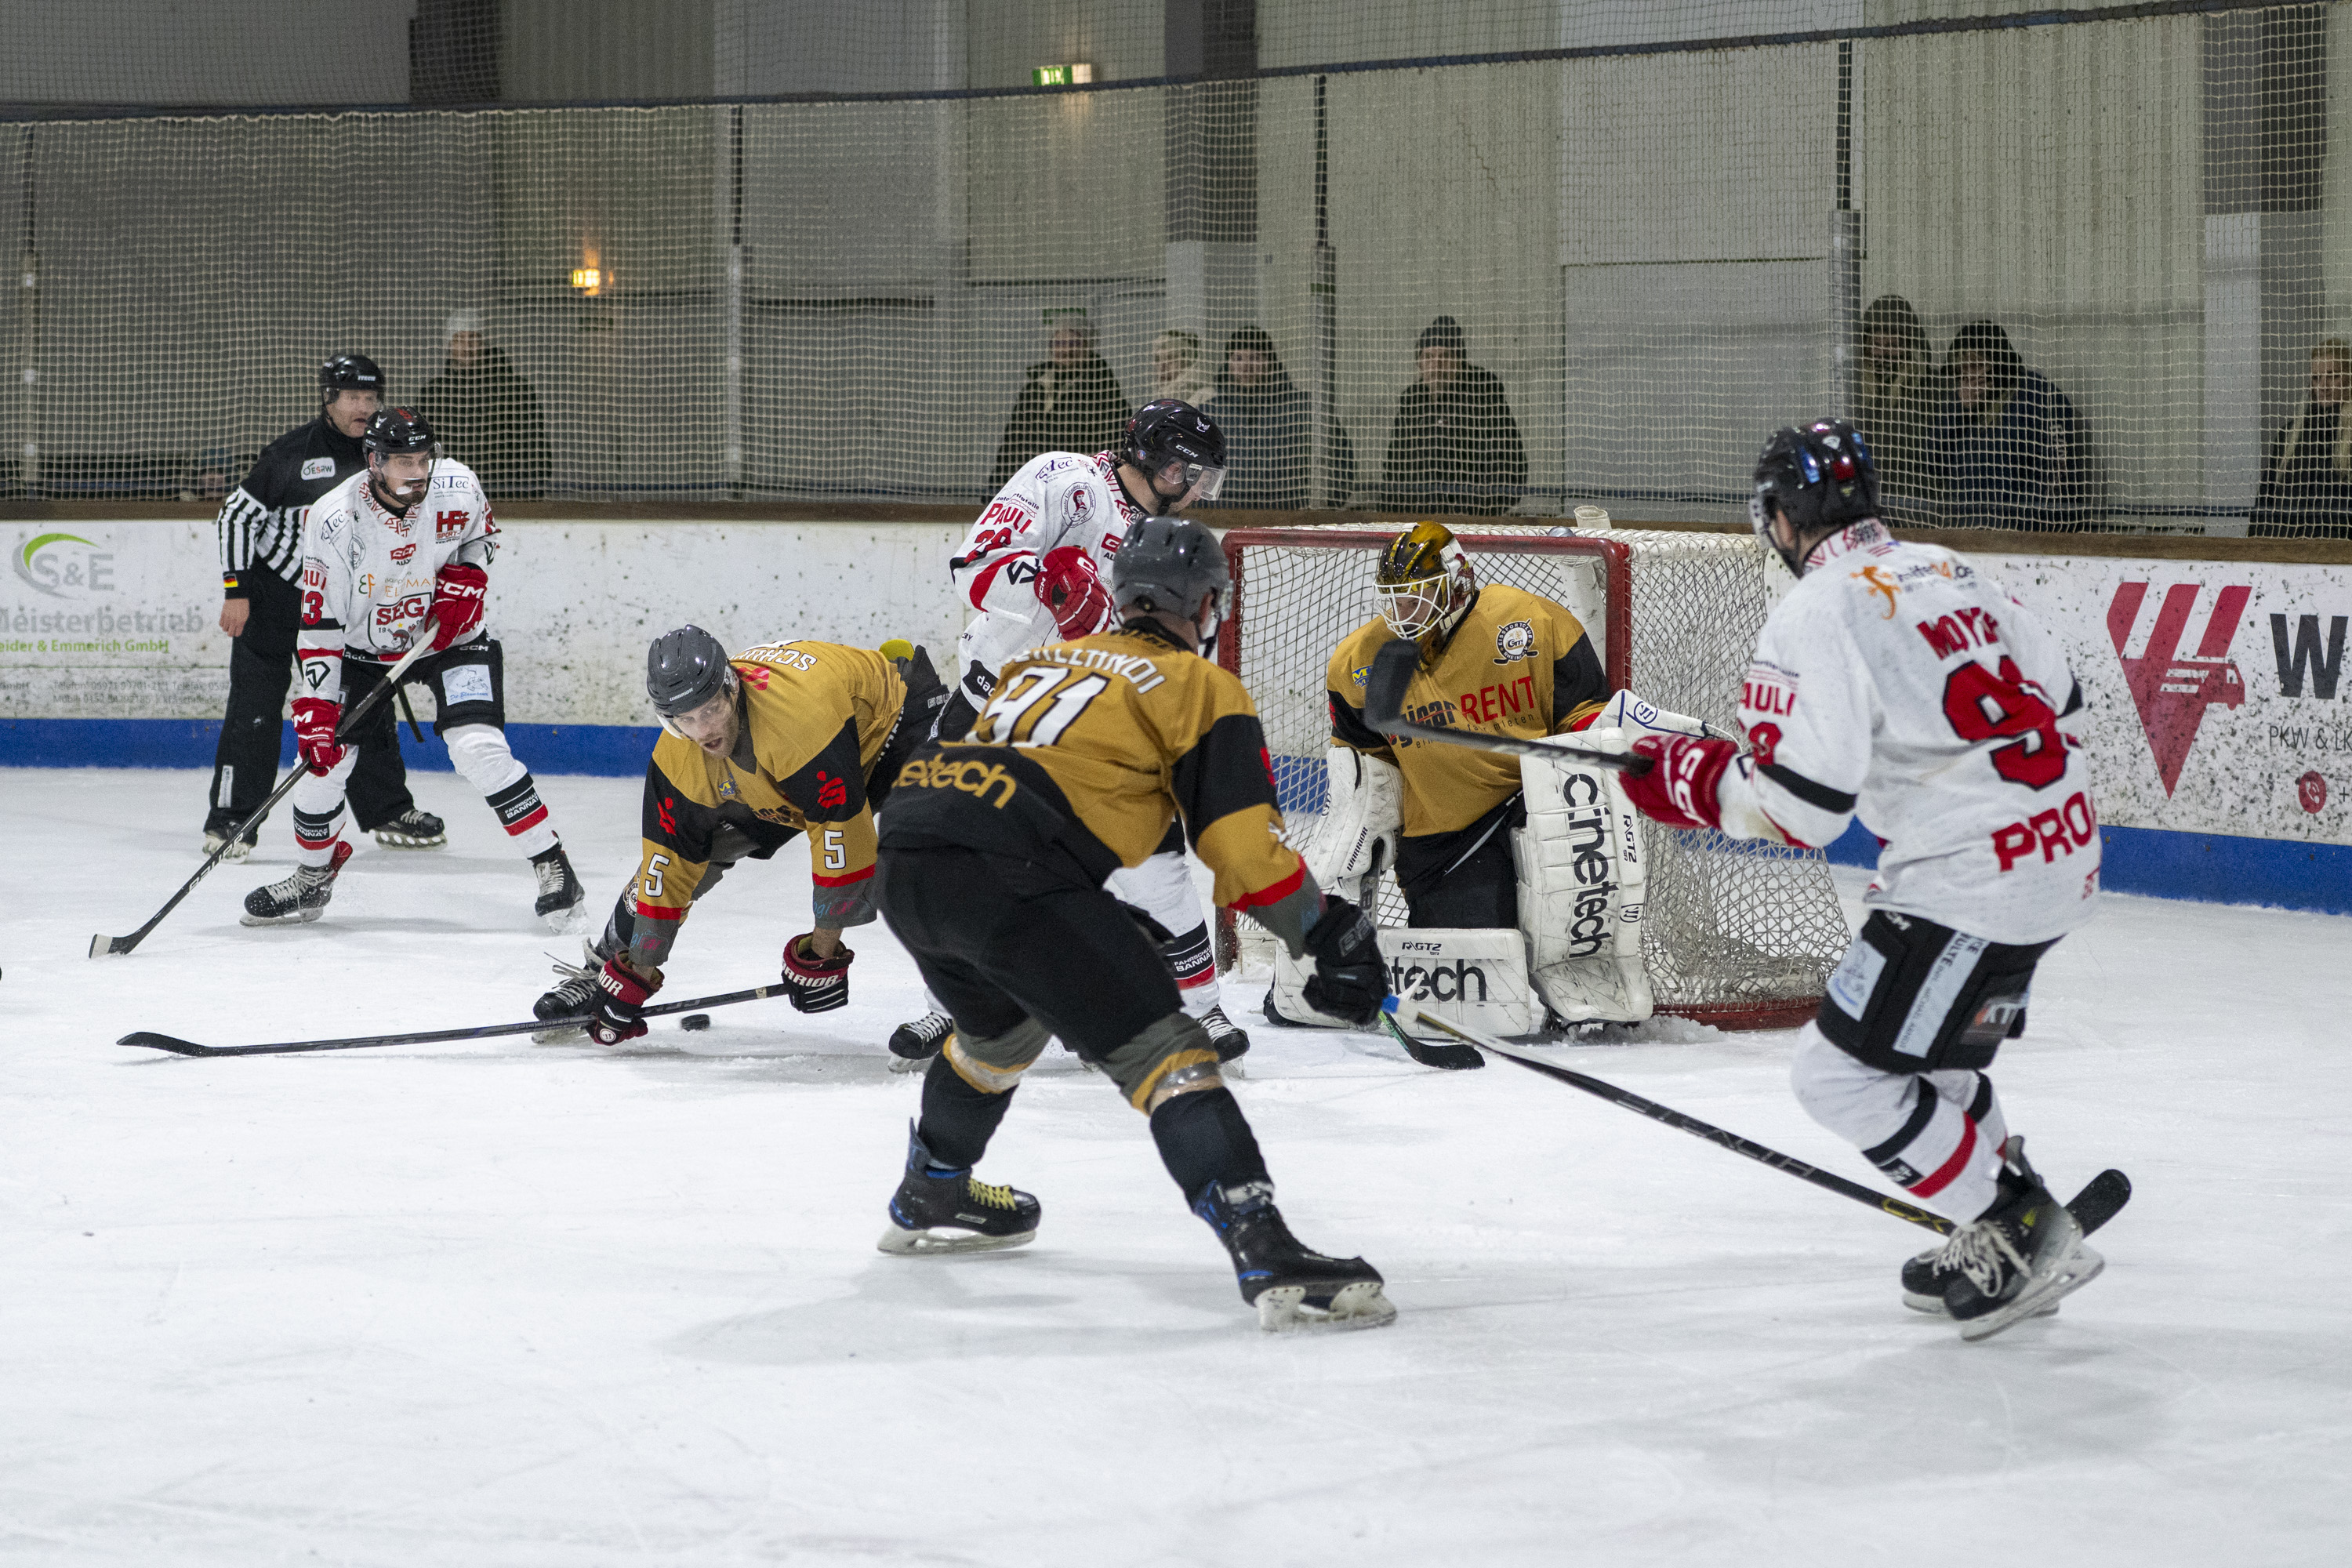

{"left": 5, "top": 764, "right": 2347, "bottom": 1567}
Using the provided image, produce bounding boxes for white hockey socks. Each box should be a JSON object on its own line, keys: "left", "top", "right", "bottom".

{"left": 445, "top": 724, "right": 559, "bottom": 859}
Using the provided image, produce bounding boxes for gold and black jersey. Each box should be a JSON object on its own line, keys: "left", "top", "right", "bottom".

{"left": 880, "top": 624, "right": 1308, "bottom": 916}
{"left": 1327, "top": 583, "right": 1608, "bottom": 837}
{"left": 633, "top": 641, "right": 906, "bottom": 957}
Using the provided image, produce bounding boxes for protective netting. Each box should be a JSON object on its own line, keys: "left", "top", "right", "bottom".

{"left": 0, "top": 2, "right": 2339, "bottom": 537}
{"left": 1219, "top": 525, "right": 1849, "bottom": 1027}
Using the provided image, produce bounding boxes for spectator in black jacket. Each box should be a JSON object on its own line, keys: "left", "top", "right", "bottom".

{"left": 1857, "top": 295, "right": 1946, "bottom": 517}
{"left": 1934, "top": 321, "right": 2087, "bottom": 529}
{"left": 2252, "top": 337, "right": 2352, "bottom": 539}
{"left": 1210, "top": 326, "right": 1312, "bottom": 510}
{"left": 989, "top": 315, "right": 1131, "bottom": 488}
{"left": 419, "top": 310, "right": 550, "bottom": 499}
{"left": 203, "top": 354, "right": 430, "bottom": 858}
{"left": 1381, "top": 315, "right": 1525, "bottom": 515}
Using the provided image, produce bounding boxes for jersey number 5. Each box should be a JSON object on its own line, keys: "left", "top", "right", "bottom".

{"left": 977, "top": 667, "right": 1109, "bottom": 746}
{"left": 1942, "top": 657, "right": 2065, "bottom": 789}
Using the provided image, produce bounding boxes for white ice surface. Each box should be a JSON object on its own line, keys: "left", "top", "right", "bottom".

{"left": 2, "top": 766, "right": 2349, "bottom": 1566}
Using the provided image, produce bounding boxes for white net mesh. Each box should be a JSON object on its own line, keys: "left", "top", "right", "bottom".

{"left": 1218, "top": 524, "right": 1849, "bottom": 1028}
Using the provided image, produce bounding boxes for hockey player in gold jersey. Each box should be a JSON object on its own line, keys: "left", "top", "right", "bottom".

{"left": 533, "top": 626, "right": 944, "bottom": 1044}
{"left": 872, "top": 517, "right": 1396, "bottom": 1331}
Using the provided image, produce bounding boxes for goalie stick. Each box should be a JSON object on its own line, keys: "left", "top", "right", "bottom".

{"left": 119, "top": 981, "right": 787, "bottom": 1058}
{"left": 1362, "top": 636, "right": 1658, "bottom": 774}
{"left": 1389, "top": 1000, "right": 2132, "bottom": 1240}
{"left": 89, "top": 615, "right": 445, "bottom": 960}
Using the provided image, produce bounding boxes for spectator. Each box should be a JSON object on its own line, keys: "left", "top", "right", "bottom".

{"left": 989, "top": 315, "right": 1129, "bottom": 488}
{"left": 1381, "top": 315, "right": 1525, "bottom": 515}
{"left": 1209, "top": 325, "right": 1312, "bottom": 510}
{"left": 419, "top": 310, "right": 550, "bottom": 499}
{"left": 1150, "top": 328, "right": 1218, "bottom": 408}
{"left": 2252, "top": 337, "right": 2352, "bottom": 539}
{"left": 1856, "top": 295, "right": 1944, "bottom": 514}
{"left": 1934, "top": 321, "right": 2084, "bottom": 529}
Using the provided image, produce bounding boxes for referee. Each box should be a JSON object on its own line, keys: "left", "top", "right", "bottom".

{"left": 204, "top": 354, "right": 440, "bottom": 858}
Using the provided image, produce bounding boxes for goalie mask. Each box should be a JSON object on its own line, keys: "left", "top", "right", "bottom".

{"left": 1374, "top": 521, "right": 1477, "bottom": 661}
{"left": 1751, "top": 419, "right": 1878, "bottom": 576}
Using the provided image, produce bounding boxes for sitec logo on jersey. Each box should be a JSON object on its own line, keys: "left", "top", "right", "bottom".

{"left": 2107, "top": 581, "right": 2248, "bottom": 794}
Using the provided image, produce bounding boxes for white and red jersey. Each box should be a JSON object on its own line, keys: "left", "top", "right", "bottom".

{"left": 296, "top": 459, "right": 496, "bottom": 705}
{"left": 1715, "top": 518, "right": 2100, "bottom": 945}
{"left": 949, "top": 449, "right": 1147, "bottom": 691}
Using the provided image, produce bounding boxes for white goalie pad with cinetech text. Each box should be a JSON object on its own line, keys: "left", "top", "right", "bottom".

{"left": 1513, "top": 732, "right": 1654, "bottom": 1024}
{"left": 1268, "top": 927, "right": 1537, "bottom": 1038}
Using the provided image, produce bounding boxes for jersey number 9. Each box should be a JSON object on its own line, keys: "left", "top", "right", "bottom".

{"left": 1942, "top": 657, "right": 2066, "bottom": 790}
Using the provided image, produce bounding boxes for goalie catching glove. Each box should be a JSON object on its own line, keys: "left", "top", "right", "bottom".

{"left": 782, "top": 933, "right": 855, "bottom": 1013}
{"left": 590, "top": 956, "right": 659, "bottom": 1046}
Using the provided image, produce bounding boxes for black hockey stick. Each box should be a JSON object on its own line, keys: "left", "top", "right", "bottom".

{"left": 1363, "top": 637, "right": 1654, "bottom": 775}
{"left": 1392, "top": 1000, "right": 2132, "bottom": 1240}
{"left": 118, "top": 981, "right": 787, "bottom": 1058}
{"left": 1378, "top": 1006, "right": 1483, "bottom": 1070}
{"left": 89, "top": 617, "right": 442, "bottom": 960}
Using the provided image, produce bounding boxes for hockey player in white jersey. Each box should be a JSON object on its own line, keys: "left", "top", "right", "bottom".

{"left": 241, "top": 407, "right": 587, "bottom": 931}
{"left": 887, "top": 399, "right": 1253, "bottom": 1065}
{"left": 1617, "top": 419, "right": 2106, "bottom": 1341}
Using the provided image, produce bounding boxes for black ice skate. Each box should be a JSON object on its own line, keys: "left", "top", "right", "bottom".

{"left": 1192, "top": 1178, "right": 1395, "bottom": 1333}
{"left": 240, "top": 840, "right": 354, "bottom": 927}
{"left": 531, "top": 844, "right": 587, "bottom": 932}
{"left": 1902, "top": 1167, "right": 2132, "bottom": 1319}
{"left": 532, "top": 944, "right": 602, "bottom": 1044}
{"left": 877, "top": 1123, "right": 1040, "bottom": 1254}
{"left": 373, "top": 808, "right": 447, "bottom": 848}
{"left": 1201, "top": 1004, "right": 1250, "bottom": 1065}
{"left": 887, "top": 1011, "right": 954, "bottom": 1074}
{"left": 1936, "top": 1137, "right": 2104, "bottom": 1341}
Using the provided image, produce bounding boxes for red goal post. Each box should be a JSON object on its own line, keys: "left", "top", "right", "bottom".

{"left": 1212, "top": 523, "right": 1847, "bottom": 1033}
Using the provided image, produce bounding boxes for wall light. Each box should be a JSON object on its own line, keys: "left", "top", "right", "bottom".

{"left": 571, "top": 267, "right": 602, "bottom": 296}
{"left": 1032, "top": 63, "right": 1092, "bottom": 86}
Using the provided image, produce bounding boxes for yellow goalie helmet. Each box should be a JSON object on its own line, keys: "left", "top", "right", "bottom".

{"left": 1374, "top": 521, "right": 1477, "bottom": 660}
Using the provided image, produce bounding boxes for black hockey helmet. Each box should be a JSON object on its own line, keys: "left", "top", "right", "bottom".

{"left": 1751, "top": 419, "right": 1878, "bottom": 575}
{"left": 363, "top": 406, "right": 438, "bottom": 459}
{"left": 1123, "top": 399, "right": 1227, "bottom": 504}
{"left": 646, "top": 624, "right": 738, "bottom": 721}
{"left": 1112, "top": 517, "right": 1230, "bottom": 648}
{"left": 319, "top": 351, "right": 383, "bottom": 403}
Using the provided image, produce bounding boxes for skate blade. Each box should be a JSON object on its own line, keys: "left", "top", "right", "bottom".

{"left": 1254, "top": 1280, "right": 1397, "bottom": 1333}
{"left": 374, "top": 834, "right": 447, "bottom": 849}
{"left": 532, "top": 1024, "right": 588, "bottom": 1045}
{"left": 238, "top": 907, "right": 324, "bottom": 927}
{"left": 1905, "top": 1289, "right": 2058, "bottom": 1320}
{"left": 885, "top": 1052, "right": 930, "bottom": 1074}
{"left": 539, "top": 903, "right": 590, "bottom": 937}
{"left": 876, "top": 1224, "right": 1036, "bottom": 1256}
{"left": 1958, "top": 1241, "right": 2105, "bottom": 1342}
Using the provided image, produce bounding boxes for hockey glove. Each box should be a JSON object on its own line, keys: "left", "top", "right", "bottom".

{"left": 292, "top": 695, "right": 345, "bottom": 776}
{"left": 782, "top": 933, "right": 855, "bottom": 1013}
{"left": 429, "top": 562, "right": 489, "bottom": 650}
{"left": 589, "top": 956, "right": 659, "bottom": 1046}
{"left": 1621, "top": 734, "right": 1740, "bottom": 831}
{"left": 1301, "top": 896, "right": 1388, "bottom": 1027}
{"left": 1036, "top": 546, "right": 1114, "bottom": 641}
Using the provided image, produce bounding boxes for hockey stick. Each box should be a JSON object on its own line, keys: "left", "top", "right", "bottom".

{"left": 1389, "top": 1000, "right": 2132, "bottom": 1240}
{"left": 89, "top": 617, "right": 443, "bottom": 960}
{"left": 1378, "top": 1005, "right": 1483, "bottom": 1070}
{"left": 118, "top": 981, "right": 787, "bottom": 1058}
{"left": 1363, "top": 637, "right": 1654, "bottom": 775}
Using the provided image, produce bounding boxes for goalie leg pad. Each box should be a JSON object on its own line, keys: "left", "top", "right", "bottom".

{"left": 1515, "top": 738, "right": 1653, "bottom": 1024}
{"left": 1269, "top": 927, "right": 1537, "bottom": 1037}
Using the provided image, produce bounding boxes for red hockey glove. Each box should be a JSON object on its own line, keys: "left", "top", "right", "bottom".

{"left": 292, "top": 695, "right": 344, "bottom": 775}
{"left": 1621, "top": 734, "right": 1741, "bottom": 831}
{"left": 1036, "top": 546, "right": 1113, "bottom": 641}
{"left": 430, "top": 562, "right": 488, "bottom": 650}
{"left": 589, "top": 956, "right": 660, "bottom": 1046}
{"left": 781, "top": 933, "right": 855, "bottom": 1014}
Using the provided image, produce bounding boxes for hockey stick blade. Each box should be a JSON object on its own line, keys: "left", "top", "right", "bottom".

{"left": 120, "top": 982, "right": 784, "bottom": 1058}
{"left": 1378, "top": 1007, "right": 1483, "bottom": 1070}
{"left": 1362, "top": 637, "right": 1651, "bottom": 774}
{"left": 89, "top": 617, "right": 444, "bottom": 960}
{"left": 2067, "top": 1167, "right": 2132, "bottom": 1238}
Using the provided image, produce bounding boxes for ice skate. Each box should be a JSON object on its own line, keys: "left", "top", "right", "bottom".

{"left": 202, "top": 824, "right": 257, "bottom": 863}
{"left": 1938, "top": 1138, "right": 2104, "bottom": 1341}
{"left": 877, "top": 1123, "right": 1039, "bottom": 1254}
{"left": 1201, "top": 1004, "right": 1250, "bottom": 1066}
{"left": 532, "top": 944, "right": 601, "bottom": 1044}
{"left": 887, "top": 1011, "right": 953, "bottom": 1074}
{"left": 531, "top": 844, "right": 587, "bottom": 932}
{"left": 372, "top": 808, "right": 447, "bottom": 848}
{"left": 1192, "top": 1178, "right": 1394, "bottom": 1333}
{"left": 240, "top": 840, "right": 353, "bottom": 926}
{"left": 1902, "top": 1167, "right": 2129, "bottom": 1318}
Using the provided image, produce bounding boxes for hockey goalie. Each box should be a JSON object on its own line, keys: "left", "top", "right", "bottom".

{"left": 1264, "top": 521, "right": 1705, "bottom": 1038}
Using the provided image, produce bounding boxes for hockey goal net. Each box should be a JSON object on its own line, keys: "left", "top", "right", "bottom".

{"left": 1214, "top": 524, "right": 1849, "bottom": 1032}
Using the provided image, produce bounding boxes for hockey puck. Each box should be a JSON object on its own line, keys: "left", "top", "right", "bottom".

{"left": 680, "top": 1014, "right": 711, "bottom": 1032}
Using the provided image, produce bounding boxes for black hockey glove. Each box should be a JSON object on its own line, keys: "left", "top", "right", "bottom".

{"left": 782, "top": 933, "right": 855, "bottom": 1013}
{"left": 1301, "top": 896, "right": 1388, "bottom": 1027}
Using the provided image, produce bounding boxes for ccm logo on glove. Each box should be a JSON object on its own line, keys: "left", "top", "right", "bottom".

{"left": 1036, "top": 546, "right": 1113, "bottom": 641}
{"left": 430, "top": 562, "right": 488, "bottom": 650}
{"left": 1621, "top": 734, "right": 1740, "bottom": 832}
